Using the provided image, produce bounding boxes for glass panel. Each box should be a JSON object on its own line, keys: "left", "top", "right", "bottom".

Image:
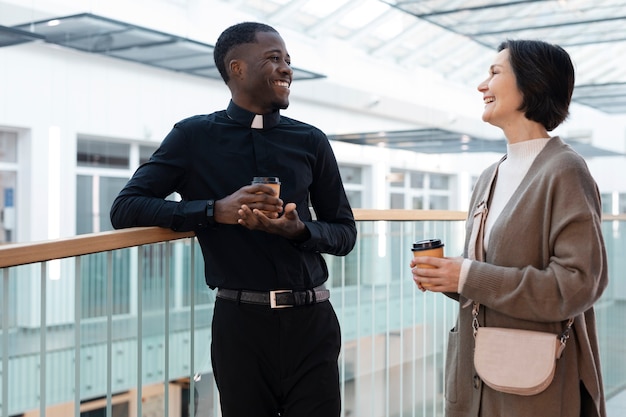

{"left": 430, "top": 173, "right": 449, "bottom": 190}
{"left": 470, "top": 175, "right": 479, "bottom": 192}
{"left": 339, "top": 165, "right": 363, "bottom": 184}
{"left": 601, "top": 193, "right": 612, "bottom": 214}
{"left": 338, "top": 165, "right": 364, "bottom": 208}
{"left": 620, "top": 193, "right": 626, "bottom": 213}
{"left": 140, "top": 144, "right": 158, "bottom": 165}
{"left": 390, "top": 193, "right": 404, "bottom": 209}
{"left": 330, "top": 219, "right": 465, "bottom": 415}
{"left": 388, "top": 170, "right": 405, "bottom": 186}
{"left": 429, "top": 195, "right": 449, "bottom": 210}
{"left": 64, "top": 26, "right": 170, "bottom": 53}
{"left": 3, "top": 218, "right": 626, "bottom": 416}
{"left": 410, "top": 171, "right": 424, "bottom": 188}
{"left": 77, "top": 139, "right": 130, "bottom": 168}
{"left": 100, "top": 177, "right": 129, "bottom": 232}
{"left": 1, "top": 171, "right": 17, "bottom": 242}
{"left": 412, "top": 196, "right": 423, "bottom": 209}
{"left": 76, "top": 175, "right": 128, "bottom": 234}
{"left": 0, "top": 131, "right": 17, "bottom": 162}
{"left": 0, "top": 267, "right": 18, "bottom": 328}
{"left": 182, "top": 241, "right": 213, "bottom": 307}
{"left": 598, "top": 220, "right": 626, "bottom": 398}
{"left": 142, "top": 245, "right": 170, "bottom": 311}
{"left": 76, "top": 175, "right": 94, "bottom": 235}
{"left": 81, "top": 251, "right": 131, "bottom": 318}
{"left": 345, "top": 190, "right": 362, "bottom": 208}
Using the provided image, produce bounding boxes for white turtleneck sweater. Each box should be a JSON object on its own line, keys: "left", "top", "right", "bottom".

{"left": 458, "top": 137, "right": 551, "bottom": 291}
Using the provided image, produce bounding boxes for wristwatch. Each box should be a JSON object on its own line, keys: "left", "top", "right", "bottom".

{"left": 206, "top": 199, "right": 216, "bottom": 225}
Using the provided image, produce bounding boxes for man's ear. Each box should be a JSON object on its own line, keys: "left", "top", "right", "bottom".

{"left": 229, "top": 59, "right": 244, "bottom": 80}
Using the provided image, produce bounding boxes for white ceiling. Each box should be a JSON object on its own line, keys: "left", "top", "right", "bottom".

{"left": 228, "top": 0, "right": 626, "bottom": 114}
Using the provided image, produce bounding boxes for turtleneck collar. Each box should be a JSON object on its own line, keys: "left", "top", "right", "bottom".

{"left": 226, "top": 100, "right": 281, "bottom": 130}
{"left": 506, "top": 137, "right": 551, "bottom": 162}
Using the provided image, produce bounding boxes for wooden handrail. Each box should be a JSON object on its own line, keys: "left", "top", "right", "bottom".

{"left": 0, "top": 227, "right": 195, "bottom": 268}
{"left": 1, "top": 209, "right": 624, "bottom": 268}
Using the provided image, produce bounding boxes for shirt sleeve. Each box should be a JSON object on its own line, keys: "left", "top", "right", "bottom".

{"left": 110, "top": 124, "right": 210, "bottom": 231}
{"left": 293, "top": 132, "right": 357, "bottom": 256}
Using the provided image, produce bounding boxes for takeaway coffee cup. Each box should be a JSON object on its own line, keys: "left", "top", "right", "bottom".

{"left": 411, "top": 238, "right": 445, "bottom": 267}
{"left": 252, "top": 176, "right": 281, "bottom": 197}
{"left": 412, "top": 239, "right": 444, "bottom": 288}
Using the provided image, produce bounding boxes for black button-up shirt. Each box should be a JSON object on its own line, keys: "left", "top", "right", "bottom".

{"left": 111, "top": 101, "right": 357, "bottom": 291}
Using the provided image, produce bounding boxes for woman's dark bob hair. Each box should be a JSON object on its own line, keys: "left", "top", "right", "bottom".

{"left": 499, "top": 40, "right": 575, "bottom": 131}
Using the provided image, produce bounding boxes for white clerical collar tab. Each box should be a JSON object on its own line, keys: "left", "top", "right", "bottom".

{"left": 251, "top": 114, "right": 263, "bottom": 129}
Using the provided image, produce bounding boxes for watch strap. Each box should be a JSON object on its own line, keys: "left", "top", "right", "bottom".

{"left": 206, "top": 199, "right": 216, "bottom": 225}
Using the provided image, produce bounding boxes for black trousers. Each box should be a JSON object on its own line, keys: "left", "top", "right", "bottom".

{"left": 211, "top": 297, "right": 342, "bottom": 417}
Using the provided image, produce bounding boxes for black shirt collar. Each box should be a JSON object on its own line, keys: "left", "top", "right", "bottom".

{"left": 226, "top": 100, "right": 281, "bottom": 130}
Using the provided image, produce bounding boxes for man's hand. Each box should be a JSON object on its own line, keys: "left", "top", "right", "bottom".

{"left": 238, "top": 202, "right": 308, "bottom": 240}
{"left": 214, "top": 184, "right": 283, "bottom": 224}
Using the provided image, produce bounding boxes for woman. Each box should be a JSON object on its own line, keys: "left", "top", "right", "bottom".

{"left": 411, "top": 40, "right": 608, "bottom": 416}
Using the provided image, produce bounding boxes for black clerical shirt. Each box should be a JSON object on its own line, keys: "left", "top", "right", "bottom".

{"left": 110, "top": 101, "right": 357, "bottom": 291}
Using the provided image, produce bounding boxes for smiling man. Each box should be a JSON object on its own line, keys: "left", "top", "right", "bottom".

{"left": 110, "top": 22, "right": 356, "bottom": 417}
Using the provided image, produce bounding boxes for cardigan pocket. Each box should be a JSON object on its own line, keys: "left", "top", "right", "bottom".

{"left": 445, "top": 327, "right": 460, "bottom": 404}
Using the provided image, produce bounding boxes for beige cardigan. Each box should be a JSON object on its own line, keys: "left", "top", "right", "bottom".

{"left": 445, "top": 137, "right": 608, "bottom": 417}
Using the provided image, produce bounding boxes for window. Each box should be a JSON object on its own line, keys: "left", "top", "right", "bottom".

{"left": 327, "top": 165, "right": 366, "bottom": 287}
{"left": 75, "top": 139, "right": 211, "bottom": 320}
{"left": 0, "top": 131, "right": 18, "bottom": 243}
{"left": 601, "top": 193, "right": 613, "bottom": 215}
{"left": 430, "top": 173, "right": 449, "bottom": 190}
{"left": 338, "top": 164, "right": 365, "bottom": 208}
{"left": 76, "top": 175, "right": 129, "bottom": 234}
{"left": 411, "top": 196, "right": 424, "bottom": 209}
{"left": 388, "top": 169, "right": 453, "bottom": 210}
{"left": 410, "top": 172, "right": 424, "bottom": 188}
{"left": 77, "top": 140, "right": 130, "bottom": 168}
{"left": 390, "top": 193, "right": 404, "bottom": 209}
{"left": 429, "top": 195, "right": 449, "bottom": 210}
{"left": 76, "top": 138, "right": 158, "bottom": 234}
{"left": 601, "top": 192, "right": 626, "bottom": 215}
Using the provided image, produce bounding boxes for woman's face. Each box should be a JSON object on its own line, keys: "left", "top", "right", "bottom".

{"left": 477, "top": 48, "right": 525, "bottom": 129}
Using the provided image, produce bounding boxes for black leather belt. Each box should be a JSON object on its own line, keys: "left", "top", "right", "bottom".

{"left": 216, "top": 286, "right": 329, "bottom": 309}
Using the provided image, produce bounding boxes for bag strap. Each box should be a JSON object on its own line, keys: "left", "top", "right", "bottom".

{"left": 467, "top": 162, "right": 501, "bottom": 263}
{"left": 472, "top": 301, "right": 574, "bottom": 358}
{"left": 468, "top": 160, "right": 574, "bottom": 358}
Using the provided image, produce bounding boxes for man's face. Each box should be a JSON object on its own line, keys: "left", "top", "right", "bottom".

{"left": 230, "top": 31, "right": 293, "bottom": 114}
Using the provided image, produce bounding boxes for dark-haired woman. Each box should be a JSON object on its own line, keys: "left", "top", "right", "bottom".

{"left": 411, "top": 40, "right": 608, "bottom": 416}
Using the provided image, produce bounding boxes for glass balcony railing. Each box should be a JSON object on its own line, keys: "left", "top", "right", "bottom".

{"left": 1, "top": 210, "right": 625, "bottom": 417}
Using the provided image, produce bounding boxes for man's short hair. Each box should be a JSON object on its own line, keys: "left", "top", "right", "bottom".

{"left": 214, "top": 22, "right": 279, "bottom": 84}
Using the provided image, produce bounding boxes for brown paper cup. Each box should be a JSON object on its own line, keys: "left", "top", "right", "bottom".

{"left": 252, "top": 176, "right": 280, "bottom": 197}
{"left": 412, "top": 246, "right": 444, "bottom": 268}
{"left": 412, "top": 239, "right": 444, "bottom": 287}
{"left": 252, "top": 176, "right": 281, "bottom": 216}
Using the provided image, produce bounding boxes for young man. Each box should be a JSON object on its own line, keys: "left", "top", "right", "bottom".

{"left": 110, "top": 22, "right": 356, "bottom": 417}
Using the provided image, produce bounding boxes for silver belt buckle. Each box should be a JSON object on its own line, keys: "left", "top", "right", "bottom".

{"left": 270, "top": 289, "right": 292, "bottom": 309}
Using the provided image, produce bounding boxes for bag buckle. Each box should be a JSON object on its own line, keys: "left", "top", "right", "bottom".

{"left": 270, "top": 289, "right": 292, "bottom": 309}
